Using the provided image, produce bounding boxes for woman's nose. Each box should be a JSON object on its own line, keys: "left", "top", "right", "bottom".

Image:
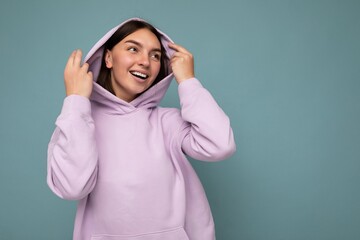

{"left": 138, "top": 53, "right": 150, "bottom": 67}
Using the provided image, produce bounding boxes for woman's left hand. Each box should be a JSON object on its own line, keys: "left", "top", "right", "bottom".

{"left": 168, "top": 42, "right": 195, "bottom": 84}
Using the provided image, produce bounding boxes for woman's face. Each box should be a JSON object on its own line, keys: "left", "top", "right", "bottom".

{"left": 105, "top": 28, "right": 162, "bottom": 102}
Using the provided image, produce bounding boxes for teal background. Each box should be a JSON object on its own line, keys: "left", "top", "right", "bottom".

{"left": 1, "top": 0, "right": 359, "bottom": 239}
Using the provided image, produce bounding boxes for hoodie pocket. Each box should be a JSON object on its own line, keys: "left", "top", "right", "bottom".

{"left": 91, "top": 227, "right": 189, "bottom": 240}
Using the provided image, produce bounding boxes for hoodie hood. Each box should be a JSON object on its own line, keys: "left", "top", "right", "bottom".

{"left": 84, "top": 18, "right": 175, "bottom": 114}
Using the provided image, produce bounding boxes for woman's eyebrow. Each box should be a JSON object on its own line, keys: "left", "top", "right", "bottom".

{"left": 125, "top": 39, "right": 161, "bottom": 52}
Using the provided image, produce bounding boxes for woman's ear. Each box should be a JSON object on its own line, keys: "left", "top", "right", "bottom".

{"left": 105, "top": 50, "right": 113, "bottom": 68}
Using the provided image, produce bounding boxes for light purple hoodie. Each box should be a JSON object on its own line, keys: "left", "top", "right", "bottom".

{"left": 47, "top": 18, "right": 236, "bottom": 240}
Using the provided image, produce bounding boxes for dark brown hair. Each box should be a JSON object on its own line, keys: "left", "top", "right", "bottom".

{"left": 96, "top": 20, "right": 169, "bottom": 95}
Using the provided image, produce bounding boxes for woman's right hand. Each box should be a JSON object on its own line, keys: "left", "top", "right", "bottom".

{"left": 64, "top": 49, "right": 93, "bottom": 98}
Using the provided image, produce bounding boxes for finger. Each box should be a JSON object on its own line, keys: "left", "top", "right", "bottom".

{"left": 73, "top": 49, "right": 82, "bottom": 67}
{"left": 81, "top": 62, "right": 89, "bottom": 73}
{"left": 168, "top": 42, "right": 191, "bottom": 54}
{"left": 87, "top": 71, "right": 93, "bottom": 80}
{"left": 171, "top": 52, "right": 192, "bottom": 64}
{"left": 65, "top": 50, "right": 77, "bottom": 69}
{"left": 171, "top": 51, "right": 189, "bottom": 58}
{"left": 168, "top": 42, "right": 189, "bottom": 53}
{"left": 170, "top": 56, "right": 181, "bottom": 64}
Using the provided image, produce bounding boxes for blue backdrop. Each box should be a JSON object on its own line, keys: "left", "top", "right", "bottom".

{"left": 1, "top": 0, "right": 359, "bottom": 239}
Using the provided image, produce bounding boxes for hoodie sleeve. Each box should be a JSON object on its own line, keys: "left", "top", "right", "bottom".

{"left": 47, "top": 95, "right": 98, "bottom": 200}
{"left": 177, "top": 78, "right": 236, "bottom": 161}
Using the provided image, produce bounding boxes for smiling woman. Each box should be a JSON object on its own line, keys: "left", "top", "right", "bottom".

{"left": 47, "top": 18, "right": 236, "bottom": 240}
{"left": 96, "top": 20, "right": 169, "bottom": 100}
{"left": 103, "top": 28, "right": 162, "bottom": 102}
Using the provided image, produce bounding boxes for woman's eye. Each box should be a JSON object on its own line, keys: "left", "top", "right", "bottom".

{"left": 151, "top": 53, "right": 161, "bottom": 61}
{"left": 128, "top": 47, "right": 137, "bottom": 52}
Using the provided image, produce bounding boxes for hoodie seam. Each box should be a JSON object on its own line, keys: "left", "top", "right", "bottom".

{"left": 57, "top": 112, "right": 94, "bottom": 126}
{"left": 172, "top": 119, "right": 190, "bottom": 154}
{"left": 91, "top": 225, "right": 185, "bottom": 238}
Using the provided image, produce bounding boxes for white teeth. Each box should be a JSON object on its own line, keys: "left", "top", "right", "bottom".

{"left": 131, "top": 71, "right": 148, "bottom": 79}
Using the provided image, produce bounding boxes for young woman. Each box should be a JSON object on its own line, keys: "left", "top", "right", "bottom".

{"left": 47, "top": 18, "right": 236, "bottom": 240}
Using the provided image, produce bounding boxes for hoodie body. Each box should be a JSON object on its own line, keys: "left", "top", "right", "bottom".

{"left": 47, "top": 18, "right": 236, "bottom": 240}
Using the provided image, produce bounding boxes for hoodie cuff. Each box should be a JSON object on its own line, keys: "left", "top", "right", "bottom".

{"left": 60, "top": 95, "right": 92, "bottom": 117}
{"left": 178, "top": 78, "right": 203, "bottom": 98}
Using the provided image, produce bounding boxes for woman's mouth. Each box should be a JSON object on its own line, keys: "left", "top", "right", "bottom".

{"left": 130, "top": 71, "right": 149, "bottom": 80}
